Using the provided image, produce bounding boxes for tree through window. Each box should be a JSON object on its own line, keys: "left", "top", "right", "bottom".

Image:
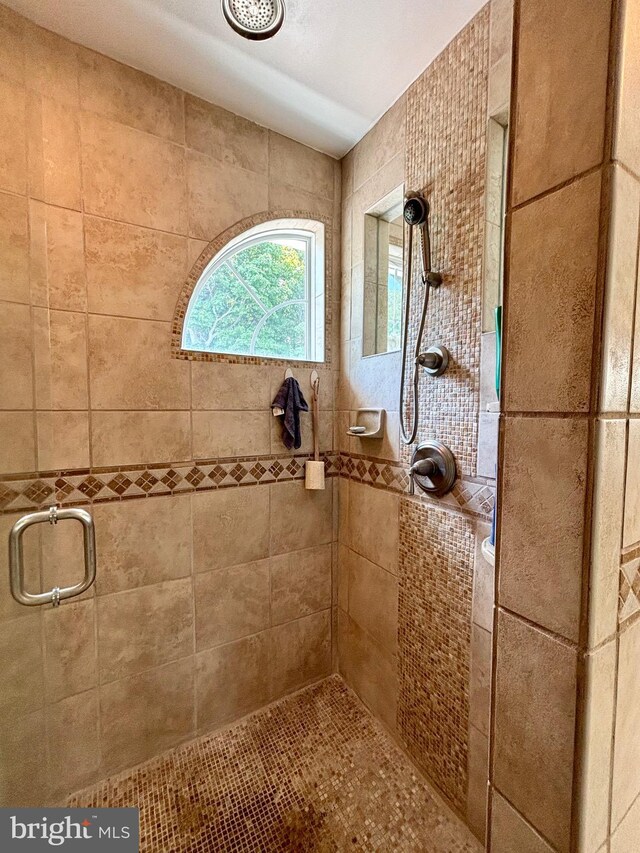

{"left": 182, "top": 219, "right": 325, "bottom": 361}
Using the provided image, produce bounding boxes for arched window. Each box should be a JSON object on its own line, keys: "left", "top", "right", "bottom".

{"left": 182, "top": 218, "right": 325, "bottom": 362}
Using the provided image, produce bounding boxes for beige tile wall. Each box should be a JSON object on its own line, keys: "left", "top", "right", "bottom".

{"left": 581, "top": 0, "right": 640, "bottom": 848}
{"left": 0, "top": 482, "right": 336, "bottom": 805}
{"left": 0, "top": 3, "right": 340, "bottom": 806}
{"left": 0, "top": 5, "right": 339, "bottom": 478}
{"left": 337, "top": 482, "right": 400, "bottom": 733}
{"left": 337, "top": 3, "right": 500, "bottom": 844}
{"left": 491, "top": 1, "right": 640, "bottom": 852}
{"left": 5, "top": 3, "right": 637, "bottom": 850}
{"left": 335, "top": 44, "right": 406, "bottom": 760}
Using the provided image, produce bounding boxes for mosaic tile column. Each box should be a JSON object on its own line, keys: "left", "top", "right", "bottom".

{"left": 398, "top": 500, "right": 475, "bottom": 812}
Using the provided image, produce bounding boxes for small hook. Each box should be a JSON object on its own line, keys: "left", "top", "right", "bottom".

{"left": 310, "top": 370, "right": 319, "bottom": 400}
{"left": 284, "top": 367, "right": 293, "bottom": 379}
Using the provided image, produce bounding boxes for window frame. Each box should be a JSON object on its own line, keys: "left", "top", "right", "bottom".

{"left": 181, "top": 218, "right": 325, "bottom": 363}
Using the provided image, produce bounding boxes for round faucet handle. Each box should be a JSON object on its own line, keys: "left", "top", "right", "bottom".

{"left": 416, "top": 345, "right": 449, "bottom": 376}
{"left": 409, "top": 458, "right": 437, "bottom": 478}
{"left": 409, "top": 441, "right": 457, "bottom": 497}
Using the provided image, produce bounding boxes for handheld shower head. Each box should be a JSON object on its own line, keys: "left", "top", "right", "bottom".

{"left": 403, "top": 192, "right": 428, "bottom": 226}
{"left": 399, "top": 190, "right": 445, "bottom": 446}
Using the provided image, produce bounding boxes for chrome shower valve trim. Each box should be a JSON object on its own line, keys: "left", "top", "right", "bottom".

{"left": 417, "top": 345, "right": 449, "bottom": 376}
{"left": 409, "top": 441, "right": 457, "bottom": 497}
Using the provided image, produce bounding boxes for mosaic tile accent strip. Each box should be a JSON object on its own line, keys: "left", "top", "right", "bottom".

{"left": 1, "top": 450, "right": 494, "bottom": 518}
{"left": 621, "top": 541, "right": 640, "bottom": 564}
{"left": 69, "top": 676, "right": 480, "bottom": 853}
{"left": 338, "top": 452, "right": 495, "bottom": 519}
{"left": 398, "top": 498, "right": 475, "bottom": 812}
{"left": 171, "top": 209, "right": 334, "bottom": 367}
{"left": 0, "top": 454, "right": 340, "bottom": 514}
{"left": 401, "top": 7, "right": 489, "bottom": 478}
{"left": 619, "top": 556, "right": 640, "bottom": 623}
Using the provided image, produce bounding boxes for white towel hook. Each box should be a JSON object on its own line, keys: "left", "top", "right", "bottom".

{"left": 310, "top": 370, "right": 319, "bottom": 399}
{"left": 284, "top": 367, "right": 293, "bottom": 379}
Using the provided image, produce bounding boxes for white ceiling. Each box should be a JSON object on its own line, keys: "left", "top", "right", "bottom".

{"left": 6, "top": 0, "right": 486, "bottom": 157}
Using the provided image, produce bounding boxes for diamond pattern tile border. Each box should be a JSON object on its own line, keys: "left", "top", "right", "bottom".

{"left": 338, "top": 453, "right": 495, "bottom": 520}
{"left": 619, "top": 553, "right": 640, "bottom": 624}
{"left": 0, "top": 454, "right": 341, "bottom": 514}
{"left": 1, "top": 450, "right": 494, "bottom": 518}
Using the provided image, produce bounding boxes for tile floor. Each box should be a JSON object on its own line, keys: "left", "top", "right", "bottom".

{"left": 69, "top": 675, "right": 481, "bottom": 852}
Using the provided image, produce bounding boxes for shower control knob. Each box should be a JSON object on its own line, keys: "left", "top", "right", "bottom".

{"left": 409, "top": 458, "right": 438, "bottom": 492}
{"left": 409, "top": 441, "right": 457, "bottom": 497}
{"left": 416, "top": 345, "right": 449, "bottom": 376}
{"left": 409, "top": 458, "right": 437, "bottom": 478}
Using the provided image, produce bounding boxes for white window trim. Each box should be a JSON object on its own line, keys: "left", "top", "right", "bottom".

{"left": 182, "top": 218, "right": 325, "bottom": 363}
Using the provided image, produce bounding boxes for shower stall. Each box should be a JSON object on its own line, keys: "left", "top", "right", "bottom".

{"left": 1, "top": 0, "right": 638, "bottom": 851}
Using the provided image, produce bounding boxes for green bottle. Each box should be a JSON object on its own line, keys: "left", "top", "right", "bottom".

{"left": 495, "top": 305, "right": 502, "bottom": 400}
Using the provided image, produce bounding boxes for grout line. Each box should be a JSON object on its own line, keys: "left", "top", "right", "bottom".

{"left": 607, "top": 628, "right": 621, "bottom": 844}
{"left": 189, "top": 486, "right": 198, "bottom": 734}
{"left": 1, "top": 450, "right": 339, "bottom": 479}
{"left": 503, "top": 410, "right": 640, "bottom": 419}
{"left": 492, "top": 786, "right": 560, "bottom": 852}
{"left": 89, "top": 607, "right": 334, "bottom": 694}
{"left": 510, "top": 162, "right": 605, "bottom": 215}
{"left": 496, "top": 605, "right": 580, "bottom": 651}
{"left": 341, "top": 541, "right": 397, "bottom": 581}
{"left": 26, "top": 174, "right": 40, "bottom": 478}
{"left": 625, "top": 187, "right": 640, "bottom": 413}
{"left": 611, "top": 785, "right": 640, "bottom": 838}
{"left": 571, "top": 69, "right": 618, "bottom": 832}
{"left": 616, "top": 159, "right": 640, "bottom": 185}
{"left": 607, "top": 385, "right": 632, "bottom": 840}
{"left": 80, "top": 193, "right": 93, "bottom": 473}
{"left": 188, "top": 490, "right": 197, "bottom": 737}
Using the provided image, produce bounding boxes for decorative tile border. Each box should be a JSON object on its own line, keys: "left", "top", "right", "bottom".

{"left": 171, "top": 209, "right": 334, "bottom": 367}
{"left": 339, "top": 452, "right": 411, "bottom": 494}
{"left": 619, "top": 551, "right": 640, "bottom": 623}
{"left": 0, "top": 450, "right": 494, "bottom": 518}
{"left": 338, "top": 452, "right": 495, "bottom": 520}
{"left": 0, "top": 454, "right": 341, "bottom": 515}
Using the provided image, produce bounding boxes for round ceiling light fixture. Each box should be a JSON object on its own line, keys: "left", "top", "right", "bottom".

{"left": 222, "top": 0, "right": 285, "bottom": 41}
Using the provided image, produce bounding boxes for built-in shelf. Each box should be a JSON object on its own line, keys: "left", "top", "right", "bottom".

{"left": 347, "top": 409, "right": 385, "bottom": 439}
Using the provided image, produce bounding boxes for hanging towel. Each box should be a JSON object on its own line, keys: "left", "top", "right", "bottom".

{"left": 271, "top": 377, "right": 309, "bottom": 450}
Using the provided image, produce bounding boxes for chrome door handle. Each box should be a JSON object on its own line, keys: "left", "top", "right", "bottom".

{"left": 8, "top": 506, "right": 96, "bottom": 607}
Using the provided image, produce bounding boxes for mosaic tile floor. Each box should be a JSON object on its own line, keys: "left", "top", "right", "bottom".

{"left": 69, "top": 676, "right": 481, "bottom": 852}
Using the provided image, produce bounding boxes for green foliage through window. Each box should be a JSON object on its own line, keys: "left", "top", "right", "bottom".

{"left": 183, "top": 222, "right": 324, "bottom": 361}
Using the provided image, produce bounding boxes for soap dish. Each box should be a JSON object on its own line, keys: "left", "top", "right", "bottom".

{"left": 347, "top": 409, "right": 385, "bottom": 439}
